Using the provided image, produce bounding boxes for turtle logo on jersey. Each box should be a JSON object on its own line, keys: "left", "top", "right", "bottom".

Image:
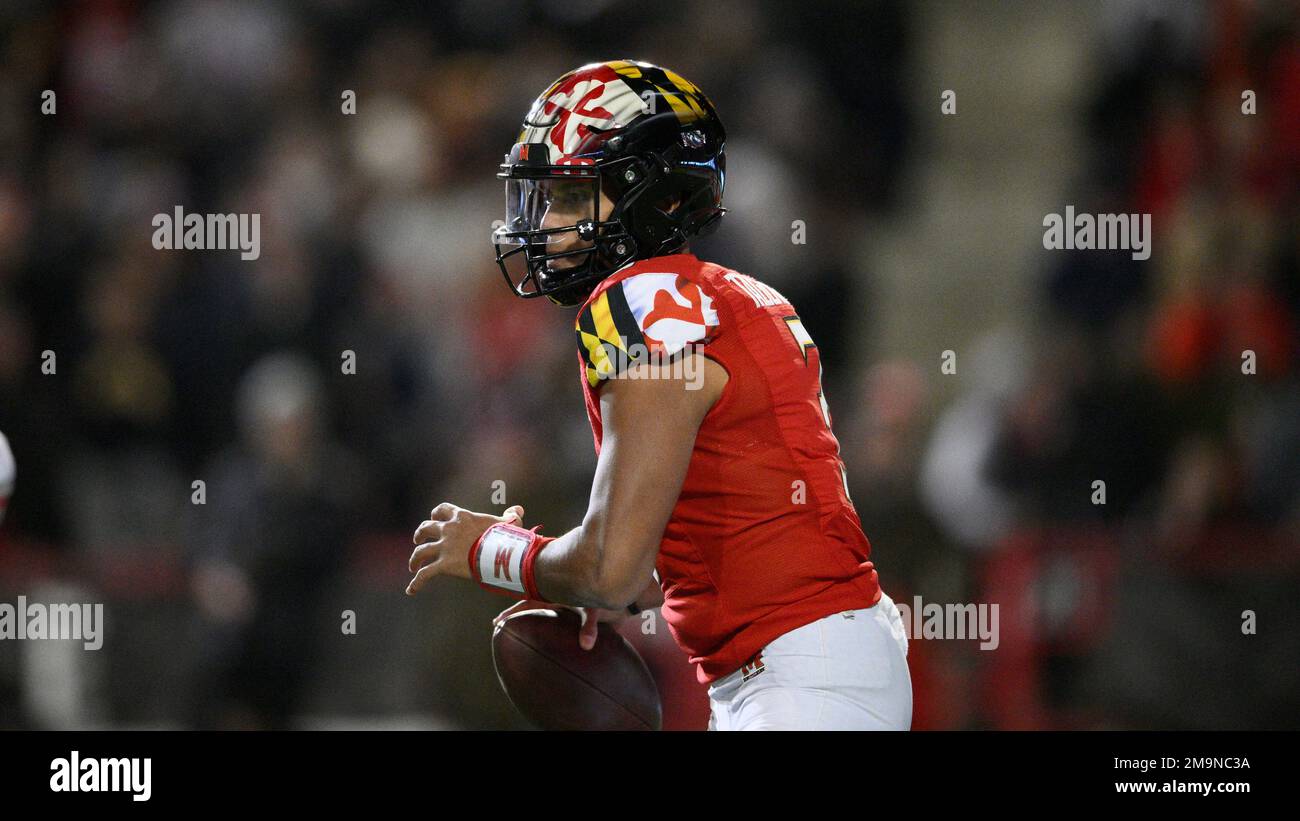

{"left": 576, "top": 273, "right": 719, "bottom": 387}
{"left": 623, "top": 274, "right": 718, "bottom": 353}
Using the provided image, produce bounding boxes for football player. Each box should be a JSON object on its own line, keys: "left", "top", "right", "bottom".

{"left": 407, "top": 60, "right": 911, "bottom": 730}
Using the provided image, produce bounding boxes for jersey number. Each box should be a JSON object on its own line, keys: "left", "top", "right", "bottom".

{"left": 783, "top": 316, "right": 852, "bottom": 500}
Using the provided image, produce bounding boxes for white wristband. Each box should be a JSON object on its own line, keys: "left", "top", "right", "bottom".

{"left": 473, "top": 524, "right": 532, "bottom": 595}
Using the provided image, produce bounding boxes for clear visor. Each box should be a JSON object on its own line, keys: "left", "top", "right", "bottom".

{"left": 493, "top": 176, "right": 600, "bottom": 246}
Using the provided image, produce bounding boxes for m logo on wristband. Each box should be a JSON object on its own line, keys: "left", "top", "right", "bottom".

{"left": 493, "top": 547, "right": 516, "bottom": 582}
{"left": 475, "top": 525, "right": 531, "bottom": 595}
{"left": 470, "top": 521, "right": 555, "bottom": 601}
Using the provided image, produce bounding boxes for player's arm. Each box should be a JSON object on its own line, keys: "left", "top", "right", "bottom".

{"left": 527, "top": 352, "right": 724, "bottom": 609}
{"left": 405, "top": 351, "right": 726, "bottom": 609}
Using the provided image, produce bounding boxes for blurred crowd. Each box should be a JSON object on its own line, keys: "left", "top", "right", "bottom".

{"left": 0, "top": 0, "right": 1295, "bottom": 730}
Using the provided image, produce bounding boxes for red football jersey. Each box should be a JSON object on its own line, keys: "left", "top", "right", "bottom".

{"left": 575, "top": 253, "right": 882, "bottom": 683}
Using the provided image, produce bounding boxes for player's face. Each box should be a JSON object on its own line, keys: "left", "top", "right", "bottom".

{"left": 538, "top": 179, "right": 614, "bottom": 272}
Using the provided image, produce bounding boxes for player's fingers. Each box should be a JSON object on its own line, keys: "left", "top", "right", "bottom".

{"left": 500, "top": 505, "right": 525, "bottom": 524}
{"left": 578, "top": 607, "right": 598, "bottom": 651}
{"left": 408, "top": 541, "right": 440, "bottom": 574}
{"left": 405, "top": 558, "right": 443, "bottom": 596}
{"left": 411, "top": 519, "right": 433, "bottom": 545}
{"left": 429, "top": 502, "right": 457, "bottom": 522}
{"left": 413, "top": 519, "right": 443, "bottom": 546}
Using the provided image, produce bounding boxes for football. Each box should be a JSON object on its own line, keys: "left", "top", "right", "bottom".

{"left": 492, "top": 607, "right": 662, "bottom": 731}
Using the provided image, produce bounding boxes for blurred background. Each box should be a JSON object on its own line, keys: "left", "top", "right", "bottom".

{"left": 0, "top": 0, "right": 1297, "bottom": 730}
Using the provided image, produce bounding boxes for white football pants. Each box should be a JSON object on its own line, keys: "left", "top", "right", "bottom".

{"left": 707, "top": 592, "right": 912, "bottom": 730}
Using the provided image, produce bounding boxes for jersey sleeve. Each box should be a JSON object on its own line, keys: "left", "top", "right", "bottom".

{"left": 576, "top": 272, "right": 721, "bottom": 388}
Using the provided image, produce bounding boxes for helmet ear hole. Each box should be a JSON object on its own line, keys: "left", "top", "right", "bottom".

{"left": 655, "top": 194, "right": 687, "bottom": 214}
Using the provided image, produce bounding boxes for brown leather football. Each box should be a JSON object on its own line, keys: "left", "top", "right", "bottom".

{"left": 492, "top": 607, "right": 662, "bottom": 731}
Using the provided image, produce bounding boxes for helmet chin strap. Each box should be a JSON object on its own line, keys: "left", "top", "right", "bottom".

{"left": 650, "top": 225, "right": 690, "bottom": 257}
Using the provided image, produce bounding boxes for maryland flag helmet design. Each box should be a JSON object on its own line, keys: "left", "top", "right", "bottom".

{"left": 492, "top": 60, "right": 727, "bottom": 306}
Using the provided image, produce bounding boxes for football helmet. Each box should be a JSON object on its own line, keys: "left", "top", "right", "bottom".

{"left": 493, "top": 60, "right": 726, "bottom": 306}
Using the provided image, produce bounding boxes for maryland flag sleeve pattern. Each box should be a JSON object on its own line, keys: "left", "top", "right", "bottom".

{"left": 576, "top": 273, "right": 721, "bottom": 388}
{"left": 576, "top": 280, "right": 647, "bottom": 388}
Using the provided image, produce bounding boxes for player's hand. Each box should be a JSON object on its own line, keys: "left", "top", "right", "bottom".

{"left": 493, "top": 600, "right": 628, "bottom": 651}
{"left": 406, "top": 503, "right": 525, "bottom": 595}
